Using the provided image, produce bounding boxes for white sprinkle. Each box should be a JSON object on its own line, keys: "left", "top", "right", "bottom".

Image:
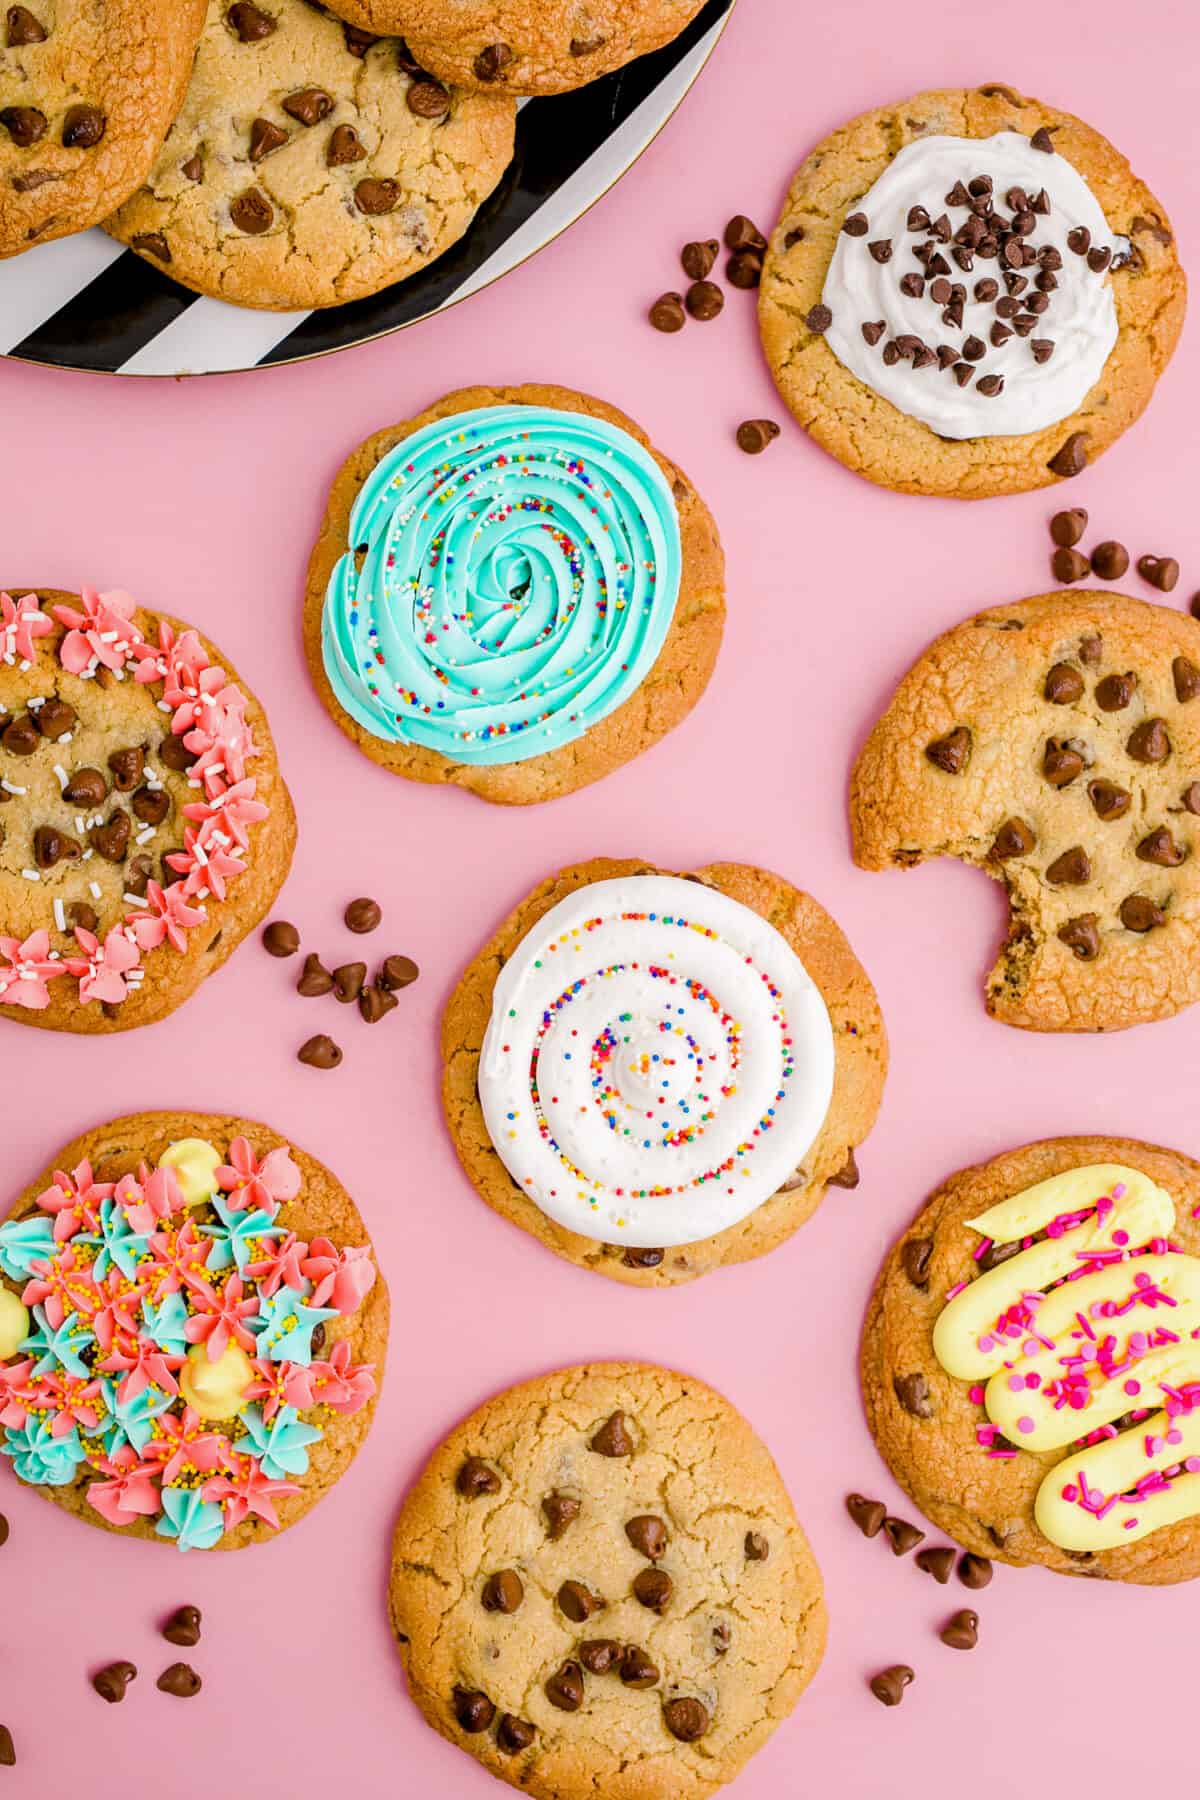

{"left": 26, "top": 694, "right": 44, "bottom": 711}
{"left": 157, "top": 700, "right": 171, "bottom": 713}
{"left": 99, "top": 631, "right": 118, "bottom": 643}
{"left": 122, "top": 891, "right": 144, "bottom": 905}
{"left": 53, "top": 898, "right": 65, "bottom": 931}
{"left": 53, "top": 764, "right": 68, "bottom": 788}
{"left": 82, "top": 848, "right": 94, "bottom": 861}
{"left": 59, "top": 731, "right": 73, "bottom": 744}
{"left": 21, "top": 869, "right": 40, "bottom": 882}
{"left": 1, "top": 779, "right": 26, "bottom": 795}
{"left": 135, "top": 826, "right": 155, "bottom": 846}
{"left": 75, "top": 816, "right": 85, "bottom": 833}
{"left": 89, "top": 880, "right": 101, "bottom": 898}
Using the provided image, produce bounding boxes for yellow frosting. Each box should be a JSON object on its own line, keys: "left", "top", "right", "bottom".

{"left": 160, "top": 1138, "right": 222, "bottom": 1207}
{"left": 179, "top": 1342, "right": 254, "bottom": 1420}
{"left": 0, "top": 1287, "right": 29, "bottom": 1360}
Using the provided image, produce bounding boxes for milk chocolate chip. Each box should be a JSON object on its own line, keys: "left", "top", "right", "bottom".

{"left": 1095, "top": 671, "right": 1136, "bottom": 711}
{"left": 619, "top": 1647, "right": 659, "bottom": 1689}
{"left": 228, "top": 2, "right": 275, "bottom": 40}
{"left": 991, "top": 818, "right": 1035, "bottom": 860}
{"left": 625, "top": 1515, "right": 667, "bottom": 1559}
{"left": 62, "top": 104, "right": 105, "bottom": 148}
{"left": 481, "top": 1570, "right": 523, "bottom": 1614}
{"left": 93, "top": 1661, "right": 137, "bottom": 1704}
{"left": 894, "top": 1372, "right": 933, "bottom": 1418}
{"left": 452, "top": 1689, "right": 495, "bottom": 1732}
{"left": 557, "top": 1581, "right": 602, "bottom": 1623}
{"left": 327, "top": 124, "right": 366, "bottom": 165}
{"left": 545, "top": 1662, "right": 584, "bottom": 1712}
{"left": 1127, "top": 718, "right": 1171, "bottom": 764}
{"left": 870, "top": 1665, "right": 914, "bottom": 1706}
{"left": 663, "top": 1698, "right": 709, "bottom": 1742}
{"left": 541, "top": 1490, "right": 580, "bottom": 1538}
{"left": 1089, "top": 780, "right": 1131, "bottom": 820}
{"left": 925, "top": 727, "right": 971, "bottom": 774}
{"left": 1120, "top": 894, "right": 1166, "bottom": 932}
{"left": 632, "top": 1568, "right": 672, "bottom": 1613}
{"left": 63, "top": 767, "right": 106, "bottom": 806}
{"left": 355, "top": 178, "right": 400, "bottom": 216}
{"left": 1137, "top": 827, "right": 1185, "bottom": 867}
{"left": 455, "top": 1457, "right": 499, "bottom": 1498}
{"left": 5, "top": 8, "right": 46, "bottom": 46}
{"left": 590, "top": 1411, "right": 632, "bottom": 1456}
{"left": 846, "top": 1494, "right": 887, "bottom": 1537}
{"left": 1058, "top": 915, "right": 1101, "bottom": 960}
{"left": 1046, "top": 846, "right": 1091, "bottom": 885}
{"left": 283, "top": 88, "right": 332, "bottom": 126}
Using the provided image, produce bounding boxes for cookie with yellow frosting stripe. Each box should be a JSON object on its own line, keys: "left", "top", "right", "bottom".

{"left": 864, "top": 1136, "right": 1200, "bottom": 1583}
{"left": 0, "top": 1111, "right": 388, "bottom": 1549}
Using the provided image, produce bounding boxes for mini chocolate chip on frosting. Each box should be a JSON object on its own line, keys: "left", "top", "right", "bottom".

{"left": 822, "top": 132, "right": 1120, "bottom": 438}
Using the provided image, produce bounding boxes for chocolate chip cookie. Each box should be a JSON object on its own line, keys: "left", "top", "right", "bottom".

{"left": 103, "top": 0, "right": 516, "bottom": 310}
{"left": 323, "top": 0, "right": 707, "bottom": 95}
{"left": 441, "top": 857, "right": 887, "bottom": 1284}
{"left": 389, "top": 1363, "right": 826, "bottom": 1797}
{"left": 303, "top": 383, "right": 725, "bottom": 806}
{"left": 0, "top": 587, "right": 294, "bottom": 1032}
{"left": 0, "top": 0, "right": 206, "bottom": 258}
{"left": 863, "top": 1136, "right": 1200, "bottom": 1583}
{"left": 759, "top": 85, "right": 1185, "bottom": 498}
{"left": 852, "top": 590, "right": 1200, "bottom": 1032}
{"left": 0, "top": 1110, "right": 388, "bottom": 1547}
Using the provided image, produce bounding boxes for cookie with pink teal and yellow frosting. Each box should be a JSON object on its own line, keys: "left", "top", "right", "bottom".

{"left": 0, "top": 1112, "right": 388, "bottom": 1549}
{"left": 0, "top": 587, "right": 295, "bottom": 1032}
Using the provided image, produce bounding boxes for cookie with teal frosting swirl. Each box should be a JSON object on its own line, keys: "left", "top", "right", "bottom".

{"left": 305, "top": 384, "right": 725, "bottom": 805}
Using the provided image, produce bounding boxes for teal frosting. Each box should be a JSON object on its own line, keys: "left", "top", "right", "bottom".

{"left": 234, "top": 1404, "right": 321, "bottom": 1481}
{"left": 98, "top": 1376, "right": 173, "bottom": 1457}
{"left": 156, "top": 1485, "right": 226, "bottom": 1552}
{"left": 201, "top": 1196, "right": 278, "bottom": 1273}
{"left": 22, "top": 1304, "right": 94, "bottom": 1378}
{"left": 3, "top": 1415, "right": 84, "bottom": 1486}
{"left": 0, "top": 1214, "right": 55, "bottom": 1281}
{"left": 253, "top": 1286, "right": 336, "bottom": 1365}
{"left": 78, "top": 1198, "right": 151, "bottom": 1281}
{"left": 320, "top": 404, "right": 683, "bottom": 766}
{"left": 140, "top": 1291, "right": 190, "bottom": 1356}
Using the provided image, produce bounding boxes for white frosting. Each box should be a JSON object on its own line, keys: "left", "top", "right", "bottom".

{"left": 822, "top": 132, "right": 1119, "bottom": 439}
{"left": 478, "top": 875, "right": 835, "bottom": 1247}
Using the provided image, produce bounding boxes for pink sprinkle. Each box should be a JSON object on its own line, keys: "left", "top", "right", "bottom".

{"left": 1123, "top": 1518, "right": 1138, "bottom": 1531}
{"left": 977, "top": 1335, "right": 995, "bottom": 1354}
{"left": 1168, "top": 1429, "right": 1184, "bottom": 1446}
{"left": 973, "top": 1238, "right": 993, "bottom": 1262}
{"left": 1008, "top": 1374, "right": 1025, "bottom": 1392}
{"left": 968, "top": 1384, "right": 985, "bottom": 1405}
{"left": 1113, "top": 1229, "right": 1130, "bottom": 1247}
{"left": 1062, "top": 1483, "right": 1078, "bottom": 1502}
{"left": 1025, "top": 1372, "right": 1041, "bottom": 1389}
{"left": 1111, "top": 1184, "right": 1126, "bottom": 1200}
{"left": 1017, "top": 1416, "right": 1035, "bottom": 1434}
{"left": 944, "top": 1280, "right": 967, "bottom": 1301}
{"left": 1124, "top": 1379, "right": 1142, "bottom": 1397}
{"left": 1186, "top": 1458, "right": 1200, "bottom": 1473}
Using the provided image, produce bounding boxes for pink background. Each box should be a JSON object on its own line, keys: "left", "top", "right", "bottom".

{"left": 1, "top": 0, "right": 1198, "bottom": 1792}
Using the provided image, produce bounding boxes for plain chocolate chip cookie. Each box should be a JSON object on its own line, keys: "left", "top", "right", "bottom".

{"left": 322, "top": 0, "right": 707, "bottom": 95}
{"left": 0, "top": 0, "right": 206, "bottom": 258}
{"left": 0, "top": 586, "right": 294, "bottom": 1032}
{"left": 759, "top": 85, "right": 1185, "bottom": 498}
{"left": 103, "top": 0, "right": 516, "bottom": 310}
{"left": 389, "top": 1362, "right": 826, "bottom": 1798}
{"left": 863, "top": 1135, "right": 1200, "bottom": 1583}
{"left": 852, "top": 590, "right": 1200, "bottom": 1032}
{"left": 441, "top": 856, "right": 887, "bottom": 1283}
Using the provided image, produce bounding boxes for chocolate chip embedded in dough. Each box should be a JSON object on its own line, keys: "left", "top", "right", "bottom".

{"left": 1079, "top": 634, "right": 1103, "bottom": 665}
{"left": 590, "top": 1411, "right": 632, "bottom": 1456}
{"left": 62, "top": 105, "right": 105, "bottom": 148}
{"left": 632, "top": 1568, "right": 672, "bottom": 1613}
{"left": 355, "top": 179, "right": 400, "bottom": 216}
{"left": 34, "top": 698, "right": 76, "bottom": 739}
{"left": 578, "top": 1640, "right": 622, "bottom": 1674}
{"left": 1095, "top": 671, "right": 1136, "bottom": 712}
{"left": 406, "top": 81, "right": 450, "bottom": 120}
{"left": 1030, "top": 126, "right": 1055, "bottom": 153}
{"left": 455, "top": 1456, "right": 499, "bottom": 1498}
{"left": 283, "top": 88, "right": 333, "bottom": 126}
{"left": 900, "top": 1237, "right": 933, "bottom": 1288}
{"left": 1046, "top": 846, "right": 1091, "bottom": 885}
{"left": 805, "top": 302, "right": 832, "bottom": 333}
{"left": 1182, "top": 783, "right": 1200, "bottom": 815}
{"left": 569, "top": 34, "right": 607, "bottom": 55}
{"left": 869, "top": 1665, "right": 914, "bottom": 1707}
{"left": 979, "top": 1238, "right": 1023, "bottom": 1271}
{"left": 249, "top": 117, "right": 288, "bottom": 161}
{"left": 1088, "top": 780, "right": 1131, "bottom": 821}
{"left": 625, "top": 1515, "right": 667, "bottom": 1559}
{"left": 744, "top": 1529, "right": 770, "bottom": 1560}
{"left": 827, "top": 1149, "right": 860, "bottom": 1188}
{"left": 452, "top": 1689, "right": 494, "bottom": 1733}
{"left": 621, "top": 1246, "right": 663, "bottom": 1269}
{"left": 230, "top": 188, "right": 273, "bottom": 234}
{"left": 883, "top": 1516, "right": 925, "bottom": 1555}
{"left": 1120, "top": 894, "right": 1166, "bottom": 933}
{"left": 1090, "top": 540, "right": 1129, "bottom": 580}
{"left": 544, "top": 1662, "right": 584, "bottom": 1712}
{"left": 92, "top": 1661, "right": 137, "bottom": 1704}
{"left": 1043, "top": 663, "right": 1084, "bottom": 704}
{"left": 1042, "top": 742, "right": 1085, "bottom": 787}
{"left": 473, "top": 42, "right": 512, "bottom": 81}
{"left": 89, "top": 811, "right": 131, "bottom": 862}
{"left": 541, "top": 1490, "right": 579, "bottom": 1538}
{"left": 941, "top": 1608, "right": 979, "bottom": 1649}
{"left": 68, "top": 902, "right": 99, "bottom": 935}
{"left": 228, "top": 2, "right": 275, "bottom": 40}
{"left": 990, "top": 818, "right": 1036, "bottom": 860}
{"left": 0, "top": 106, "right": 46, "bottom": 146}
{"left": 1048, "top": 433, "right": 1089, "bottom": 478}
{"left": 5, "top": 7, "right": 46, "bottom": 45}
{"left": 1172, "top": 656, "right": 1200, "bottom": 703}
{"left": 107, "top": 746, "right": 144, "bottom": 791}
{"left": 957, "top": 1552, "right": 993, "bottom": 1589}
{"left": 846, "top": 1494, "right": 886, "bottom": 1537}
{"left": 132, "top": 232, "right": 171, "bottom": 263}
{"left": 664, "top": 1698, "right": 710, "bottom": 1742}
{"left": 1, "top": 714, "right": 38, "bottom": 754}
{"left": 481, "top": 1570, "right": 523, "bottom": 1614}
{"left": 619, "top": 1646, "right": 659, "bottom": 1689}
{"left": 182, "top": 154, "right": 204, "bottom": 182}
{"left": 327, "top": 124, "right": 366, "bottom": 166}
{"left": 131, "top": 786, "right": 170, "bottom": 826}
{"left": 158, "top": 734, "right": 196, "bottom": 771}
{"left": 33, "top": 825, "right": 80, "bottom": 869}
{"left": 893, "top": 1372, "right": 933, "bottom": 1418}
{"left": 557, "top": 1581, "right": 602, "bottom": 1623}
{"left": 343, "top": 23, "right": 378, "bottom": 56}
{"left": 925, "top": 727, "right": 971, "bottom": 774}
{"left": 1137, "top": 827, "right": 1185, "bottom": 867}
{"left": 1127, "top": 718, "right": 1171, "bottom": 764}
{"left": 915, "top": 1546, "right": 956, "bottom": 1583}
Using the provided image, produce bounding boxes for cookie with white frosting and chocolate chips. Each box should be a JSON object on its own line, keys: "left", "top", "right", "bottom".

{"left": 389, "top": 1362, "right": 826, "bottom": 1798}
{"left": 851, "top": 590, "right": 1200, "bottom": 1031}
{"left": 864, "top": 1138, "right": 1200, "bottom": 1583}
{"left": 0, "top": 0, "right": 206, "bottom": 259}
{"left": 441, "top": 857, "right": 886, "bottom": 1284}
{"left": 759, "top": 85, "right": 1185, "bottom": 497}
{"left": 103, "top": 0, "right": 516, "bottom": 310}
{"left": 321, "top": 0, "right": 707, "bottom": 95}
{"left": 0, "top": 586, "right": 294, "bottom": 1032}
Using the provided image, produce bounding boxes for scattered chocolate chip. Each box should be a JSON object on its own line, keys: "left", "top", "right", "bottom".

{"left": 228, "top": 1, "right": 275, "bottom": 39}
{"left": 663, "top": 1697, "right": 709, "bottom": 1742}
{"left": 481, "top": 1570, "right": 524, "bottom": 1614}
{"left": 941, "top": 1608, "right": 979, "bottom": 1650}
{"left": 846, "top": 1494, "right": 887, "bottom": 1537}
{"left": 883, "top": 1516, "right": 925, "bottom": 1556}
{"left": 297, "top": 1034, "right": 342, "bottom": 1069}
{"left": 841, "top": 211, "right": 869, "bottom": 237}
{"left": 5, "top": 7, "right": 45, "bottom": 46}
{"left": 626, "top": 1515, "right": 667, "bottom": 1559}
{"left": 726, "top": 250, "right": 763, "bottom": 288}
{"left": 452, "top": 1688, "right": 494, "bottom": 1733}
{"left": 861, "top": 320, "right": 886, "bottom": 346}
{"left": 542, "top": 1490, "right": 579, "bottom": 1538}
{"left": 0, "top": 1726, "right": 14, "bottom": 1766}
{"left": 1051, "top": 547, "right": 1089, "bottom": 583}
{"left": 379, "top": 955, "right": 418, "bottom": 991}
{"left": 1089, "top": 780, "right": 1131, "bottom": 821}
{"left": 957, "top": 1552, "right": 992, "bottom": 1589}
{"left": 263, "top": 920, "right": 299, "bottom": 957}
{"left": 157, "top": 1663, "right": 201, "bottom": 1698}
{"left": 736, "top": 418, "right": 780, "bottom": 455}
{"left": 894, "top": 1373, "right": 933, "bottom": 1419}
{"left": 92, "top": 1661, "right": 137, "bottom": 1704}
{"left": 1048, "top": 433, "right": 1089, "bottom": 478}
{"left": 681, "top": 238, "right": 718, "bottom": 279}
{"left": 724, "top": 215, "right": 766, "bottom": 254}
{"left": 355, "top": 177, "right": 400, "bottom": 216}
{"left": 1058, "top": 915, "right": 1101, "bottom": 961}
{"left": 633, "top": 1568, "right": 672, "bottom": 1613}
{"left": 231, "top": 188, "right": 273, "bottom": 233}
{"left": 685, "top": 279, "right": 724, "bottom": 321}
{"left": 249, "top": 116, "right": 288, "bottom": 161}
{"left": 915, "top": 1546, "right": 956, "bottom": 1583}
{"left": 1090, "top": 540, "right": 1129, "bottom": 580}
{"left": 649, "top": 292, "right": 686, "bottom": 333}
{"left": 332, "top": 961, "right": 366, "bottom": 1003}
{"left": 297, "top": 952, "right": 334, "bottom": 996}
{"left": 358, "top": 983, "right": 398, "bottom": 1023}
{"left": 283, "top": 87, "right": 332, "bottom": 126}
{"left": 544, "top": 1661, "right": 583, "bottom": 1712}
{"left": 1137, "top": 827, "right": 1185, "bottom": 867}
{"left": 925, "top": 726, "right": 971, "bottom": 774}
{"left": 869, "top": 1665, "right": 914, "bottom": 1707}
{"left": 456, "top": 1456, "right": 499, "bottom": 1498}
{"left": 0, "top": 105, "right": 45, "bottom": 146}
{"left": 406, "top": 80, "right": 450, "bottom": 120}
{"left": 558, "top": 1581, "right": 602, "bottom": 1623}
{"left": 0, "top": 1513, "right": 8, "bottom": 1547}
{"left": 578, "top": 1639, "right": 621, "bottom": 1674}
{"left": 1031, "top": 339, "right": 1056, "bottom": 364}
{"left": 344, "top": 896, "right": 381, "bottom": 934}
{"left": 1042, "top": 742, "right": 1085, "bottom": 787}
{"left": 1127, "top": 718, "right": 1171, "bottom": 764}
{"left": 805, "top": 302, "right": 832, "bottom": 333}
{"left": 619, "top": 1646, "right": 659, "bottom": 1689}
{"left": 1088, "top": 245, "right": 1112, "bottom": 273}
{"left": 1066, "top": 225, "right": 1091, "bottom": 256}
{"left": 62, "top": 103, "right": 105, "bottom": 148}
{"left": 1120, "top": 894, "right": 1166, "bottom": 933}
{"left": 1043, "top": 663, "right": 1084, "bottom": 704}
{"left": 1137, "top": 554, "right": 1180, "bottom": 592}
{"left": 327, "top": 123, "right": 366, "bottom": 166}
{"left": 590, "top": 1411, "right": 632, "bottom": 1456}
{"left": 900, "top": 1238, "right": 933, "bottom": 1288}
{"left": 162, "top": 1605, "right": 202, "bottom": 1647}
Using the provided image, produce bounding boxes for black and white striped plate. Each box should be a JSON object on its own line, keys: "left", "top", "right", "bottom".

{"left": 0, "top": 0, "right": 733, "bottom": 377}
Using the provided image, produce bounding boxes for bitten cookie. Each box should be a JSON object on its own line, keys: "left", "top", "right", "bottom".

{"left": 851, "top": 590, "right": 1200, "bottom": 1033}
{"left": 103, "top": 0, "right": 516, "bottom": 311}
{"left": 441, "top": 857, "right": 886, "bottom": 1284}
{"left": 305, "top": 384, "right": 725, "bottom": 806}
{"left": 0, "top": 1111, "right": 388, "bottom": 1549}
{"left": 389, "top": 1362, "right": 826, "bottom": 1799}
{"left": 0, "top": 0, "right": 206, "bottom": 259}
{"left": 0, "top": 586, "right": 295, "bottom": 1032}
{"left": 321, "top": 0, "right": 707, "bottom": 95}
{"left": 759, "top": 85, "right": 1185, "bottom": 498}
{"left": 863, "top": 1138, "right": 1200, "bottom": 1584}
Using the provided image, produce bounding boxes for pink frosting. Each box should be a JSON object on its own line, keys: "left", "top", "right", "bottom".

{"left": 183, "top": 1273, "right": 259, "bottom": 1361}
{"left": 0, "top": 591, "right": 53, "bottom": 665}
{"left": 217, "top": 1138, "right": 302, "bottom": 1215}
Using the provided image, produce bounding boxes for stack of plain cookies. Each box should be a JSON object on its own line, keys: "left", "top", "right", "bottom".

{"left": 0, "top": 0, "right": 707, "bottom": 308}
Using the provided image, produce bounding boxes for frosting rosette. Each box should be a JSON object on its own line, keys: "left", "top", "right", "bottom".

{"left": 320, "top": 404, "right": 682, "bottom": 765}
{"left": 478, "top": 875, "right": 835, "bottom": 1246}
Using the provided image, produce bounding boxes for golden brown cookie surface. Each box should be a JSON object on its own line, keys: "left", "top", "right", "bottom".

{"left": 389, "top": 1362, "right": 826, "bottom": 1798}
{"left": 324, "top": 0, "right": 706, "bottom": 95}
{"left": 103, "top": 0, "right": 516, "bottom": 310}
{"left": 759, "top": 85, "right": 1185, "bottom": 498}
{"left": 863, "top": 1137, "right": 1200, "bottom": 1584}
{"left": 441, "top": 856, "right": 886, "bottom": 1283}
{"left": 0, "top": 1110, "right": 389, "bottom": 1548}
{"left": 304, "top": 384, "right": 726, "bottom": 807}
{"left": 0, "top": 587, "right": 294, "bottom": 1032}
{"left": 0, "top": 0, "right": 206, "bottom": 258}
{"left": 852, "top": 590, "right": 1200, "bottom": 1032}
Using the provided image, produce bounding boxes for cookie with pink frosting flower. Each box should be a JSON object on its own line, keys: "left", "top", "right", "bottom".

{"left": 0, "top": 1111, "right": 388, "bottom": 1549}
{"left": 0, "top": 587, "right": 295, "bottom": 1033}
